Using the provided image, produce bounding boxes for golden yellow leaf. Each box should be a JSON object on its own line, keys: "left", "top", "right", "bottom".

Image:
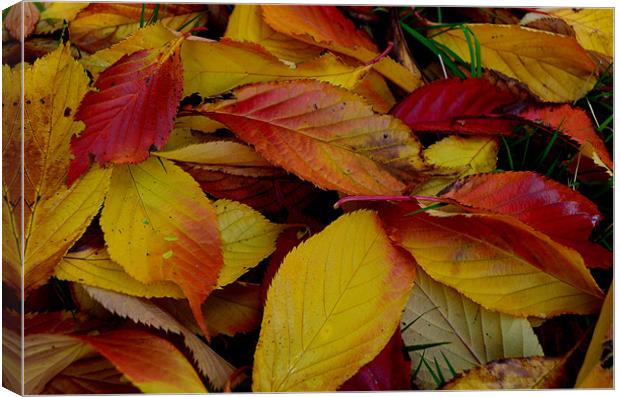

{"left": 215, "top": 199, "right": 283, "bottom": 286}
{"left": 69, "top": 3, "right": 206, "bottom": 53}
{"left": 253, "top": 211, "right": 416, "bottom": 391}
{"left": 550, "top": 8, "right": 613, "bottom": 57}
{"left": 56, "top": 248, "right": 185, "bottom": 299}
{"left": 433, "top": 24, "right": 598, "bottom": 102}
{"left": 415, "top": 136, "right": 498, "bottom": 196}
{"left": 404, "top": 268, "right": 543, "bottom": 389}
{"left": 224, "top": 4, "right": 322, "bottom": 63}
{"left": 182, "top": 37, "right": 369, "bottom": 97}
{"left": 79, "top": 23, "right": 178, "bottom": 77}
{"left": 203, "top": 282, "right": 262, "bottom": 337}
{"left": 442, "top": 357, "right": 567, "bottom": 389}
{"left": 174, "top": 115, "right": 225, "bottom": 134}
{"left": 162, "top": 128, "right": 211, "bottom": 152}
{"left": 2, "top": 44, "right": 111, "bottom": 294}
{"left": 100, "top": 157, "right": 223, "bottom": 336}
{"left": 351, "top": 70, "right": 397, "bottom": 114}
{"left": 35, "top": 2, "right": 89, "bottom": 34}
{"left": 576, "top": 283, "right": 613, "bottom": 388}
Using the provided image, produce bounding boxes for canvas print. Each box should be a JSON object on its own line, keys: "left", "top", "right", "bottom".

{"left": 1, "top": 1, "right": 613, "bottom": 393}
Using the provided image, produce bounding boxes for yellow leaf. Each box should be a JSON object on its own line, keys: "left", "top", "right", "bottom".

{"left": 404, "top": 268, "right": 543, "bottom": 389}
{"left": 100, "top": 157, "right": 223, "bottom": 336}
{"left": 550, "top": 8, "right": 613, "bottom": 57}
{"left": 203, "top": 282, "right": 262, "bottom": 337}
{"left": 69, "top": 3, "right": 206, "bottom": 52}
{"left": 215, "top": 199, "right": 283, "bottom": 286}
{"left": 576, "top": 283, "right": 613, "bottom": 388}
{"left": 57, "top": 199, "right": 281, "bottom": 296}
{"left": 80, "top": 23, "right": 178, "bottom": 77}
{"left": 182, "top": 37, "right": 369, "bottom": 97}
{"left": 162, "top": 128, "right": 211, "bottom": 152}
{"left": 351, "top": 70, "right": 396, "bottom": 114}
{"left": 35, "top": 2, "right": 89, "bottom": 34}
{"left": 156, "top": 141, "right": 274, "bottom": 171}
{"left": 433, "top": 24, "right": 598, "bottom": 102}
{"left": 224, "top": 4, "right": 322, "bottom": 63}
{"left": 415, "top": 136, "right": 498, "bottom": 196}
{"left": 56, "top": 248, "right": 185, "bottom": 299}
{"left": 253, "top": 211, "right": 416, "bottom": 391}
{"left": 442, "top": 357, "right": 567, "bottom": 389}
{"left": 2, "top": 44, "right": 111, "bottom": 294}
{"left": 174, "top": 115, "right": 225, "bottom": 134}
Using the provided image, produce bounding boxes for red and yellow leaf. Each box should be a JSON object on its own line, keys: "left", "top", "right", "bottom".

{"left": 196, "top": 80, "right": 428, "bottom": 196}
{"left": 68, "top": 36, "right": 185, "bottom": 184}
{"left": 442, "top": 171, "right": 612, "bottom": 269}
{"left": 381, "top": 203, "right": 603, "bottom": 317}
{"left": 253, "top": 211, "right": 416, "bottom": 391}
{"left": 203, "top": 282, "right": 262, "bottom": 336}
{"left": 100, "top": 157, "right": 223, "bottom": 336}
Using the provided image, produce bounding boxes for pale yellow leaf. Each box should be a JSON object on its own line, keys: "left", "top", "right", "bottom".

{"left": 404, "top": 268, "right": 543, "bottom": 389}
{"left": 550, "top": 8, "right": 613, "bottom": 57}
{"left": 35, "top": 2, "right": 89, "bottom": 34}
{"left": 253, "top": 211, "right": 416, "bottom": 391}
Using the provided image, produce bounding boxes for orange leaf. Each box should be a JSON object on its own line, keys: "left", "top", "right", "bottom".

{"left": 77, "top": 329, "right": 207, "bottom": 393}
{"left": 518, "top": 104, "right": 613, "bottom": 173}
{"left": 68, "top": 36, "right": 185, "bottom": 184}
{"left": 197, "top": 80, "right": 427, "bottom": 196}
{"left": 261, "top": 5, "right": 422, "bottom": 92}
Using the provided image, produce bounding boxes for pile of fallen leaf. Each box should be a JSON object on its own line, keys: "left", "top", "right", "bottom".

{"left": 2, "top": 3, "right": 613, "bottom": 393}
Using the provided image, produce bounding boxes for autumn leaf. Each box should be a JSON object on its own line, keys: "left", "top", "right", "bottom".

{"left": 517, "top": 104, "right": 613, "bottom": 174}
{"left": 549, "top": 8, "right": 613, "bottom": 57}
{"left": 403, "top": 268, "right": 543, "bottom": 389}
{"left": 352, "top": 70, "right": 397, "bottom": 113}
{"left": 84, "top": 286, "right": 236, "bottom": 388}
{"left": 194, "top": 80, "right": 428, "bottom": 196}
{"left": 442, "top": 357, "right": 568, "bottom": 389}
{"left": 43, "top": 356, "right": 140, "bottom": 394}
{"left": 261, "top": 5, "right": 423, "bottom": 92}
{"left": 225, "top": 4, "right": 323, "bottom": 63}
{"left": 68, "top": 35, "right": 185, "bottom": 184}
{"left": 381, "top": 202, "right": 603, "bottom": 317}
{"left": 201, "top": 282, "right": 262, "bottom": 337}
{"left": 414, "top": 136, "right": 498, "bottom": 196}
{"left": 391, "top": 78, "right": 519, "bottom": 134}
{"left": 339, "top": 330, "right": 411, "bottom": 391}
{"left": 576, "top": 283, "right": 613, "bottom": 388}
{"left": 4, "top": 2, "right": 40, "bottom": 40}
{"left": 69, "top": 3, "right": 206, "bottom": 52}
{"left": 2, "top": 44, "right": 111, "bottom": 294}
{"left": 253, "top": 211, "right": 416, "bottom": 391}
{"left": 100, "top": 157, "right": 223, "bottom": 337}
{"left": 35, "top": 2, "right": 89, "bottom": 34}
{"left": 441, "top": 171, "right": 612, "bottom": 269}
{"left": 433, "top": 24, "right": 598, "bottom": 102}
{"left": 77, "top": 329, "right": 207, "bottom": 393}
{"left": 182, "top": 37, "right": 369, "bottom": 97}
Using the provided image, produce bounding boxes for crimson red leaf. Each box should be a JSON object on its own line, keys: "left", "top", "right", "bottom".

{"left": 517, "top": 104, "right": 613, "bottom": 171}
{"left": 441, "top": 171, "right": 611, "bottom": 269}
{"left": 391, "top": 77, "right": 519, "bottom": 134}
{"left": 68, "top": 38, "right": 184, "bottom": 185}
{"left": 339, "top": 329, "right": 411, "bottom": 391}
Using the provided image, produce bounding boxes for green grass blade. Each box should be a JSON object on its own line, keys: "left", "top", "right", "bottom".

{"left": 459, "top": 26, "right": 477, "bottom": 77}
{"left": 441, "top": 351, "right": 457, "bottom": 378}
{"left": 402, "top": 305, "right": 441, "bottom": 332}
{"left": 421, "top": 356, "right": 443, "bottom": 387}
{"left": 148, "top": 4, "right": 161, "bottom": 25}
{"left": 405, "top": 341, "right": 451, "bottom": 352}
{"left": 433, "top": 356, "right": 446, "bottom": 385}
{"left": 501, "top": 137, "right": 514, "bottom": 170}
{"left": 407, "top": 202, "right": 447, "bottom": 216}
{"left": 139, "top": 4, "right": 146, "bottom": 28}
{"left": 537, "top": 130, "right": 559, "bottom": 164}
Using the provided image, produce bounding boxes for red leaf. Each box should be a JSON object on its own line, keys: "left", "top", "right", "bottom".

{"left": 391, "top": 78, "right": 519, "bottom": 134}
{"left": 182, "top": 165, "right": 318, "bottom": 215}
{"left": 68, "top": 39, "right": 184, "bottom": 185}
{"left": 517, "top": 104, "right": 613, "bottom": 171}
{"left": 441, "top": 171, "right": 611, "bottom": 269}
{"left": 339, "top": 329, "right": 411, "bottom": 391}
